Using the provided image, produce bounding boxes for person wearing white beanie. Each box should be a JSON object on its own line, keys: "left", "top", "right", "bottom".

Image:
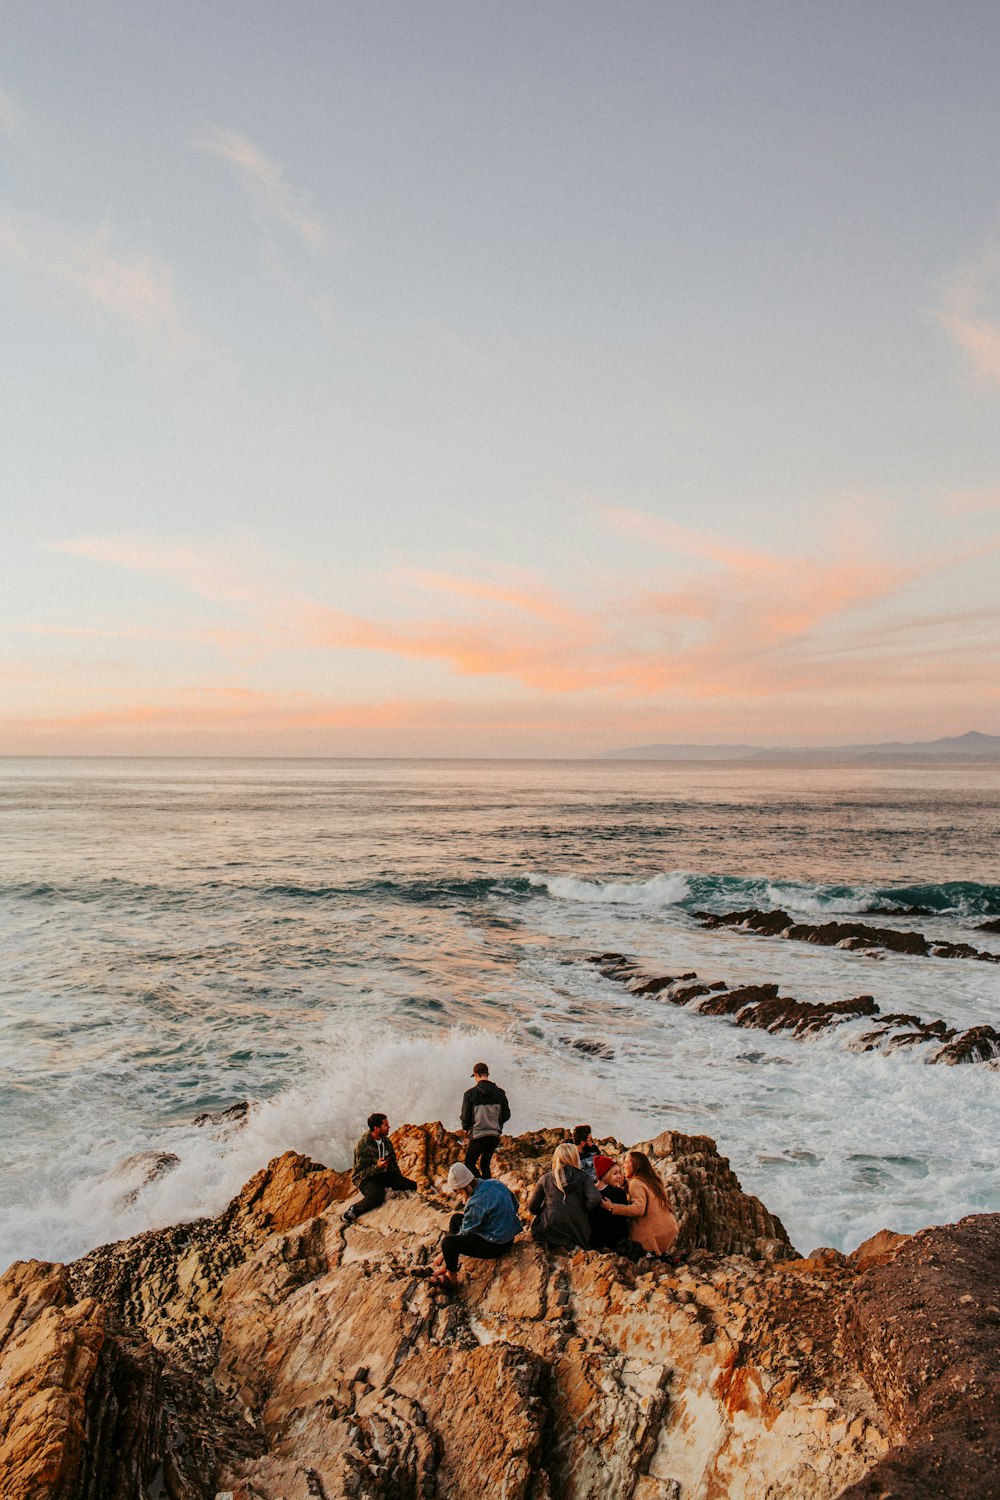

{"left": 430, "top": 1160, "right": 522, "bottom": 1289}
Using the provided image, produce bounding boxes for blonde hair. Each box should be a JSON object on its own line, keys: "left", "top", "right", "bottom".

{"left": 552, "top": 1142, "right": 580, "bottom": 1192}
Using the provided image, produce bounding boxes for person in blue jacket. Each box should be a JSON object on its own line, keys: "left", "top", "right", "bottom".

{"left": 429, "top": 1162, "right": 522, "bottom": 1289}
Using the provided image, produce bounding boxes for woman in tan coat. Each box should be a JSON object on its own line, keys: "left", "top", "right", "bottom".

{"left": 609, "top": 1150, "right": 678, "bottom": 1256}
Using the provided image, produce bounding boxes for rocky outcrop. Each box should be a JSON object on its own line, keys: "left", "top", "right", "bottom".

{"left": 2, "top": 1127, "right": 999, "bottom": 1499}
{"left": 837, "top": 1215, "right": 1000, "bottom": 1498}
{"left": 589, "top": 953, "right": 1000, "bottom": 1064}
{"left": 70, "top": 1149, "right": 351, "bottom": 1373}
{"left": 696, "top": 907, "right": 1000, "bottom": 963}
{"left": 0, "top": 1259, "right": 260, "bottom": 1500}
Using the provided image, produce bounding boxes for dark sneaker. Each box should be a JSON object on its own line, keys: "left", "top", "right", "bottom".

{"left": 342, "top": 1205, "right": 358, "bottom": 1225}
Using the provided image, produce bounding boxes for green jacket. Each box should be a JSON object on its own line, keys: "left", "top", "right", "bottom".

{"left": 352, "top": 1130, "right": 398, "bottom": 1188}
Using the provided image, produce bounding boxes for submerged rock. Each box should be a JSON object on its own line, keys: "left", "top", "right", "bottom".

{"left": 192, "top": 1099, "right": 251, "bottom": 1130}
{"left": 2, "top": 1126, "right": 998, "bottom": 1499}
{"left": 106, "top": 1149, "right": 180, "bottom": 1208}
{"left": 561, "top": 1036, "right": 616, "bottom": 1059}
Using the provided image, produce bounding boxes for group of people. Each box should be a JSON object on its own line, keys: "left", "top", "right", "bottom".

{"left": 342, "top": 1063, "right": 679, "bottom": 1291}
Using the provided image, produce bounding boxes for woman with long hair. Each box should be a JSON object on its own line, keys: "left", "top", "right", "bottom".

{"left": 612, "top": 1151, "right": 679, "bottom": 1257}
{"left": 527, "top": 1141, "right": 608, "bottom": 1250}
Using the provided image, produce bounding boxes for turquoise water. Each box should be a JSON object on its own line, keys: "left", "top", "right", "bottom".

{"left": 1, "top": 756, "right": 998, "bottom": 1264}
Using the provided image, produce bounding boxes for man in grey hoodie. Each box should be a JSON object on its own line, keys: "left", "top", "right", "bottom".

{"left": 459, "top": 1062, "right": 510, "bottom": 1179}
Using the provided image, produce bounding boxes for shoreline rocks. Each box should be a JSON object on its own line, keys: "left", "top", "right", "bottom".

{"left": 695, "top": 907, "right": 1000, "bottom": 963}
{"left": 588, "top": 952, "right": 1000, "bottom": 1064}
{"left": 2, "top": 1125, "right": 999, "bottom": 1498}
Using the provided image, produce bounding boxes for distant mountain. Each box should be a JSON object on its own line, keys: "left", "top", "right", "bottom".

{"left": 605, "top": 731, "right": 1000, "bottom": 762}
{"left": 606, "top": 742, "right": 764, "bottom": 761}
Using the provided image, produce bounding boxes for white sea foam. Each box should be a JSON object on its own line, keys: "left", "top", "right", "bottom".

{"left": 528, "top": 871, "right": 692, "bottom": 906}
{"left": 0, "top": 1020, "right": 643, "bottom": 1268}
{"left": 762, "top": 882, "right": 879, "bottom": 916}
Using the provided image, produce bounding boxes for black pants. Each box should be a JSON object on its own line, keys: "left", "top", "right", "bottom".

{"left": 441, "top": 1211, "right": 512, "bottom": 1274}
{"left": 353, "top": 1167, "right": 417, "bottom": 1218}
{"left": 464, "top": 1134, "right": 500, "bottom": 1179}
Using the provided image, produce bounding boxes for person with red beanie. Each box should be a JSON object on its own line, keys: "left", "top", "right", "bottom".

{"left": 588, "top": 1156, "right": 632, "bottom": 1252}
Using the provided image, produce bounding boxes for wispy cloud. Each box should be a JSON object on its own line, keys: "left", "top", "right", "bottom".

{"left": 48, "top": 517, "right": 993, "bottom": 712}
{"left": 0, "top": 214, "right": 204, "bottom": 358}
{"left": 0, "top": 85, "right": 21, "bottom": 138}
{"left": 51, "top": 534, "right": 261, "bottom": 603}
{"left": 193, "top": 126, "right": 324, "bottom": 249}
{"left": 939, "top": 244, "right": 1000, "bottom": 388}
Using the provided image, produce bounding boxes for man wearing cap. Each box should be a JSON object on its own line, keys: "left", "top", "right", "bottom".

{"left": 430, "top": 1162, "right": 522, "bottom": 1288}
{"left": 459, "top": 1062, "right": 510, "bottom": 1180}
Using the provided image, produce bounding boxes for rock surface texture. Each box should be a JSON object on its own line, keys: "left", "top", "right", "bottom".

{"left": 1, "top": 1126, "right": 998, "bottom": 1499}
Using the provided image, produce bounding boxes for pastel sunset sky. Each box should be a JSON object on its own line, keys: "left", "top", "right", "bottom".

{"left": 3, "top": 2, "right": 999, "bottom": 757}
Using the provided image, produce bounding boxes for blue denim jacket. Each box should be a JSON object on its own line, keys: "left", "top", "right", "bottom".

{"left": 460, "top": 1178, "right": 522, "bottom": 1243}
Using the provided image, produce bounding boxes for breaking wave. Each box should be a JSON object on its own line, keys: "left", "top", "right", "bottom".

{"left": 5, "top": 872, "right": 999, "bottom": 919}
{"left": 525, "top": 872, "right": 1000, "bottom": 919}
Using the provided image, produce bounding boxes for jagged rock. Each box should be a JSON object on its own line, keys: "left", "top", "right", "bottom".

{"left": 5, "top": 1131, "right": 1000, "bottom": 1499}
{"left": 932, "top": 1025, "right": 1000, "bottom": 1065}
{"left": 69, "top": 1150, "right": 351, "bottom": 1373}
{"left": 976, "top": 916, "right": 1000, "bottom": 934}
{"left": 591, "top": 953, "right": 1000, "bottom": 1065}
{"left": 695, "top": 908, "right": 1000, "bottom": 963}
{"left": 847, "top": 1229, "right": 910, "bottom": 1272}
{"left": 0, "top": 1260, "right": 259, "bottom": 1500}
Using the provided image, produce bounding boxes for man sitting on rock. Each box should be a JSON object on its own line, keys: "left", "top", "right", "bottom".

{"left": 342, "top": 1112, "right": 417, "bottom": 1225}
{"left": 429, "top": 1162, "right": 522, "bottom": 1289}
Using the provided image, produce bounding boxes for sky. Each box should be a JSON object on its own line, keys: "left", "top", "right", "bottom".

{"left": 2, "top": 1, "right": 1000, "bottom": 758}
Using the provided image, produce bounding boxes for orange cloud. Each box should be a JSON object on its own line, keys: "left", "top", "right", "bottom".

{"left": 41, "top": 519, "right": 1000, "bottom": 716}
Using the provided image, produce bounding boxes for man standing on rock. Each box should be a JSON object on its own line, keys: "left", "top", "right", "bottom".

{"left": 343, "top": 1113, "right": 417, "bottom": 1224}
{"left": 460, "top": 1062, "right": 510, "bottom": 1180}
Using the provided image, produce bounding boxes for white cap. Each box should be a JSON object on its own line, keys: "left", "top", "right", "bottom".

{"left": 447, "top": 1162, "right": 475, "bottom": 1191}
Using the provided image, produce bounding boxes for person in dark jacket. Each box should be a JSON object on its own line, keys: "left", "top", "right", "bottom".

{"left": 527, "top": 1142, "right": 609, "bottom": 1250}
{"left": 573, "top": 1124, "right": 599, "bottom": 1178}
{"left": 587, "top": 1155, "right": 633, "bottom": 1253}
{"left": 460, "top": 1062, "right": 510, "bottom": 1180}
{"left": 429, "top": 1162, "right": 523, "bottom": 1288}
{"left": 342, "top": 1112, "right": 417, "bottom": 1224}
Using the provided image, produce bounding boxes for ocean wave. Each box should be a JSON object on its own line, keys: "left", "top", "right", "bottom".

{"left": 527, "top": 872, "right": 693, "bottom": 906}
{"left": 523, "top": 871, "right": 1000, "bottom": 918}
{"left": 4, "top": 870, "right": 998, "bottom": 920}
{"left": 262, "top": 876, "right": 534, "bottom": 904}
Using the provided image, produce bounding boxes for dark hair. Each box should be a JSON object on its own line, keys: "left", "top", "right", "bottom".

{"left": 572, "top": 1124, "right": 593, "bottom": 1146}
{"left": 367, "top": 1112, "right": 388, "bottom": 1131}
{"left": 625, "top": 1151, "right": 670, "bottom": 1207}
{"left": 472, "top": 1062, "right": 489, "bottom": 1076}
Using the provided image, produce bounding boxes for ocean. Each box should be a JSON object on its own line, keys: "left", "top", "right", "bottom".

{"left": 1, "top": 756, "right": 998, "bottom": 1268}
